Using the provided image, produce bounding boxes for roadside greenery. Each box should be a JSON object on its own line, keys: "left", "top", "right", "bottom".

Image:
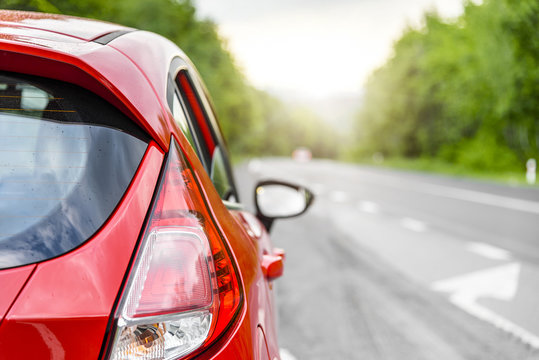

{"left": 5, "top": 0, "right": 534, "bottom": 180}
{"left": 358, "top": 156, "right": 532, "bottom": 186}
{"left": 352, "top": 0, "right": 538, "bottom": 175}
{"left": 3, "top": 0, "right": 340, "bottom": 159}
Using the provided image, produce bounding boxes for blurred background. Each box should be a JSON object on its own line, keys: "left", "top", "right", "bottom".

{"left": 6, "top": 0, "right": 537, "bottom": 180}
{"left": 4, "top": 0, "right": 539, "bottom": 359}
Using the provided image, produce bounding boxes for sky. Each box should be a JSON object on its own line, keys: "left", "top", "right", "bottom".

{"left": 194, "top": 0, "right": 465, "bottom": 99}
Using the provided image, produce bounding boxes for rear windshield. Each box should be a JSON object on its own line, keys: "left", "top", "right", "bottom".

{"left": 0, "top": 73, "right": 149, "bottom": 269}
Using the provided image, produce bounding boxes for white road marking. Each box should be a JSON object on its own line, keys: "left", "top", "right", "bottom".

{"left": 432, "top": 263, "right": 539, "bottom": 348}
{"left": 330, "top": 190, "right": 348, "bottom": 203}
{"left": 248, "top": 159, "right": 262, "bottom": 173}
{"left": 400, "top": 217, "right": 427, "bottom": 232}
{"left": 280, "top": 348, "right": 298, "bottom": 360}
{"left": 358, "top": 201, "right": 380, "bottom": 214}
{"left": 432, "top": 262, "right": 519, "bottom": 303}
{"left": 466, "top": 242, "right": 512, "bottom": 260}
{"left": 371, "top": 174, "right": 539, "bottom": 214}
{"left": 418, "top": 182, "right": 539, "bottom": 214}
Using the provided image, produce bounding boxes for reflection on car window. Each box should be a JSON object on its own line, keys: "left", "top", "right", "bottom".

{"left": 172, "top": 92, "right": 196, "bottom": 147}
{"left": 0, "top": 73, "right": 148, "bottom": 269}
{"left": 1, "top": 116, "right": 87, "bottom": 237}
{"left": 210, "top": 147, "right": 233, "bottom": 200}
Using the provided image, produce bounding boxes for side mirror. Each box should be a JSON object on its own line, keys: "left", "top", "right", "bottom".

{"left": 254, "top": 180, "right": 314, "bottom": 231}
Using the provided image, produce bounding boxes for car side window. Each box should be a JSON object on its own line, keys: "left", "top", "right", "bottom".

{"left": 168, "top": 62, "right": 239, "bottom": 203}
{"left": 171, "top": 92, "right": 195, "bottom": 147}
{"left": 210, "top": 147, "right": 234, "bottom": 201}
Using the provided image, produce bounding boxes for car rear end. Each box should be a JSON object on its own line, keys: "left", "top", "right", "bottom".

{"left": 0, "top": 12, "right": 265, "bottom": 360}
{"left": 0, "top": 56, "right": 166, "bottom": 354}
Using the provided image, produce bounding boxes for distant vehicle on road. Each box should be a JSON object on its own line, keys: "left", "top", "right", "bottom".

{"left": 292, "top": 147, "right": 312, "bottom": 162}
{"left": 0, "top": 10, "right": 313, "bottom": 360}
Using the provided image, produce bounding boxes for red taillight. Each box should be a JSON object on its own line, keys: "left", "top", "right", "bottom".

{"left": 127, "top": 228, "right": 214, "bottom": 318}
{"left": 106, "top": 139, "right": 242, "bottom": 360}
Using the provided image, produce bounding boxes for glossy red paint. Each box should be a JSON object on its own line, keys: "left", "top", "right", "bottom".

{"left": 262, "top": 255, "right": 284, "bottom": 281}
{"left": 0, "top": 46, "right": 170, "bottom": 149}
{"left": 0, "top": 15, "right": 171, "bottom": 149}
{"left": 177, "top": 71, "right": 217, "bottom": 153}
{"left": 180, "top": 164, "right": 279, "bottom": 360}
{"left": 0, "top": 10, "right": 132, "bottom": 41}
{"left": 0, "top": 10, "right": 285, "bottom": 360}
{"left": 0, "top": 144, "right": 163, "bottom": 360}
{"left": 228, "top": 211, "right": 282, "bottom": 359}
{"left": 0, "top": 265, "right": 35, "bottom": 324}
{"left": 258, "top": 327, "right": 272, "bottom": 360}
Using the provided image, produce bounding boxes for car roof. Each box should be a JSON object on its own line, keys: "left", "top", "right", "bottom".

{"left": 0, "top": 10, "right": 131, "bottom": 41}
{"left": 0, "top": 10, "right": 186, "bottom": 151}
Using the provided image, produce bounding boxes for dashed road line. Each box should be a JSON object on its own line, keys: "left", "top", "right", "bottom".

{"left": 330, "top": 190, "right": 348, "bottom": 203}
{"left": 417, "top": 182, "right": 539, "bottom": 214}
{"left": 358, "top": 201, "right": 380, "bottom": 214}
{"left": 367, "top": 174, "right": 539, "bottom": 214}
{"left": 465, "top": 242, "right": 512, "bottom": 260}
{"left": 400, "top": 217, "right": 427, "bottom": 232}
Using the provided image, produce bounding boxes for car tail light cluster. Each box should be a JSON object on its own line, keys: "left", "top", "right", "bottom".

{"left": 107, "top": 139, "right": 242, "bottom": 360}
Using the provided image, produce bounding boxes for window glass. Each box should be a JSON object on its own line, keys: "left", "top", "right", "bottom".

{"left": 0, "top": 73, "right": 148, "bottom": 269}
{"left": 172, "top": 92, "right": 195, "bottom": 147}
{"left": 210, "top": 147, "right": 233, "bottom": 200}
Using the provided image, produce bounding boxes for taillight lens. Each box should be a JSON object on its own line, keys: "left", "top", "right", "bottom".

{"left": 107, "top": 139, "right": 242, "bottom": 360}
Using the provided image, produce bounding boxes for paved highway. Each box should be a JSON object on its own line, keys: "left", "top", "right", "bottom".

{"left": 236, "top": 158, "right": 539, "bottom": 360}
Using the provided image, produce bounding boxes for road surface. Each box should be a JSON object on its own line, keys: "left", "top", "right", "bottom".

{"left": 235, "top": 158, "right": 539, "bottom": 360}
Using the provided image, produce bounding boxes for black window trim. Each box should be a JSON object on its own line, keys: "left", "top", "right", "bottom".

{"left": 166, "top": 56, "right": 240, "bottom": 204}
{"left": 167, "top": 73, "right": 210, "bottom": 171}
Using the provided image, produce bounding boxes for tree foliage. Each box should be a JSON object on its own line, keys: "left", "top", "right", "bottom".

{"left": 354, "top": 0, "right": 538, "bottom": 172}
{"left": 3, "top": 0, "right": 339, "bottom": 159}
{"left": 247, "top": 89, "right": 341, "bottom": 159}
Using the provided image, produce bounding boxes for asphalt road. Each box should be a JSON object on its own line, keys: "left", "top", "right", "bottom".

{"left": 235, "top": 158, "right": 539, "bottom": 360}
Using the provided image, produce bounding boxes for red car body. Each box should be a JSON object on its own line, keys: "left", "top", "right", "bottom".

{"left": 0, "top": 10, "right": 296, "bottom": 360}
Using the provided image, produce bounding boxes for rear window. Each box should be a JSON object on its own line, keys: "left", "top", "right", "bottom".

{"left": 0, "top": 73, "right": 149, "bottom": 269}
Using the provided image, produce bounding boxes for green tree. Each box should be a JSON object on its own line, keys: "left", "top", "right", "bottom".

{"left": 3, "top": 0, "right": 343, "bottom": 159}
{"left": 354, "top": 0, "right": 538, "bottom": 172}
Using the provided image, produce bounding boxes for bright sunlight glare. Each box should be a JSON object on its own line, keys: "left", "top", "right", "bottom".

{"left": 195, "top": 0, "right": 464, "bottom": 99}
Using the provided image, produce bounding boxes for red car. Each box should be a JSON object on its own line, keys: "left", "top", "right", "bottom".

{"left": 0, "top": 10, "right": 313, "bottom": 360}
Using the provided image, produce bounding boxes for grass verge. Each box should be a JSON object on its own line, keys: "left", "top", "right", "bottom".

{"left": 358, "top": 157, "right": 537, "bottom": 187}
